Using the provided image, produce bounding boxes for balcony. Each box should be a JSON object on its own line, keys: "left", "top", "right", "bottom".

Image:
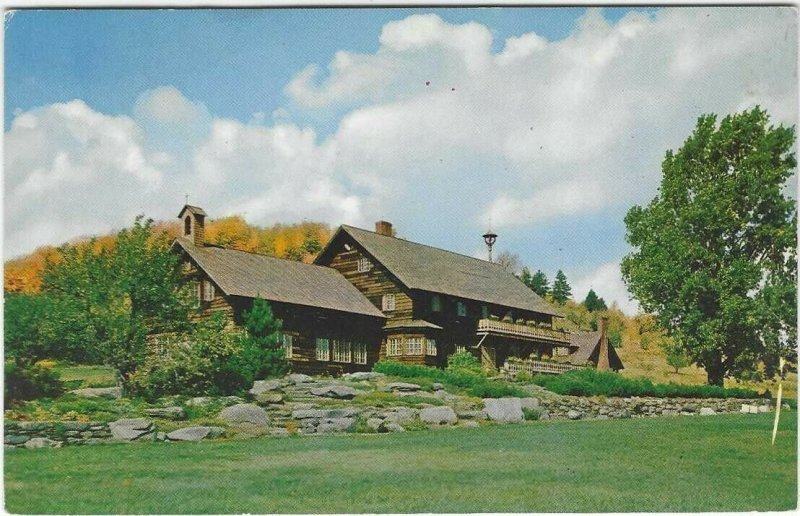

{"left": 476, "top": 318, "right": 570, "bottom": 344}
{"left": 504, "top": 358, "right": 586, "bottom": 375}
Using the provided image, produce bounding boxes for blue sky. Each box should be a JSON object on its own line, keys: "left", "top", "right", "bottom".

{"left": 4, "top": 7, "right": 796, "bottom": 313}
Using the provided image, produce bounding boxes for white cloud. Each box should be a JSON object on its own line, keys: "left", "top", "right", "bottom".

{"left": 571, "top": 261, "right": 641, "bottom": 316}
{"left": 5, "top": 7, "right": 796, "bottom": 264}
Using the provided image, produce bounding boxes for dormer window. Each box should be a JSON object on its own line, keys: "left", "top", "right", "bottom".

{"left": 184, "top": 216, "right": 191, "bottom": 236}
{"left": 382, "top": 294, "right": 396, "bottom": 311}
{"left": 357, "top": 257, "right": 371, "bottom": 273}
{"left": 431, "top": 295, "right": 441, "bottom": 312}
{"left": 456, "top": 301, "right": 467, "bottom": 317}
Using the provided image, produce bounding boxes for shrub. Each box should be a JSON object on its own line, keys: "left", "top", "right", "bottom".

{"left": 4, "top": 361, "right": 64, "bottom": 405}
{"left": 446, "top": 351, "right": 482, "bottom": 375}
{"left": 531, "top": 369, "right": 762, "bottom": 399}
{"left": 467, "top": 382, "right": 527, "bottom": 398}
{"left": 522, "top": 407, "right": 543, "bottom": 421}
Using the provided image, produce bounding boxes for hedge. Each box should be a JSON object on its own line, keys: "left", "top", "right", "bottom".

{"left": 530, "top": 369, "right": 765, "bottom": 399}
{"left": 372, "top": 360, "right": 527, "bottom": 398}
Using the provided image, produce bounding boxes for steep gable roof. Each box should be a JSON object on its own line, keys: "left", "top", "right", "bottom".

{"left": 174, "top": 238, "right": 384, "bottom": 319}
{"left": 568, "top": 330, "right": 624, "bottom": 370}
{"left": 318, "top": 225, "right": 562, "bottom": 317}
{"left": 178, "top": 205, "right": 207, "bottom": 218}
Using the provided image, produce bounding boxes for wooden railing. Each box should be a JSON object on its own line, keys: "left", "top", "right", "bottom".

{"left": 476, "top": 319, "right": 570, "bottom": 344}
{"left": 503, "top": 359, "right": 586, "bottom": 375}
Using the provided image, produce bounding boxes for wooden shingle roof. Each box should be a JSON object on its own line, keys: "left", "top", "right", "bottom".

{"left": 175, "top": 238, "right": 385, "bottom": 319}
{"left": 320, "top": 225, "right": 562, "bottom": 317}
{"left": 568, "top": 331, "right": 624, "bottom": 370}
{"left": 178, "top": 205, "right": 207, "bottom": 218}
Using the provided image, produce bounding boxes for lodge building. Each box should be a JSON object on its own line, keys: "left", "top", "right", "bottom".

{"left": 173, "top": 204, "right": 623, "bottom": 376}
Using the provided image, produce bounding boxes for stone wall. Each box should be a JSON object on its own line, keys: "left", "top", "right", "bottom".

{"left": 537, "top": 396, "right": 770, "bottom": 420}
{"left": 4, "top": 421, "right": 113, "bottom": 448}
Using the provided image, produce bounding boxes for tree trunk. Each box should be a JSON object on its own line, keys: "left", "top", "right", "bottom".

{"left": 705, "top": 354, "right": 725, "bottom": 386}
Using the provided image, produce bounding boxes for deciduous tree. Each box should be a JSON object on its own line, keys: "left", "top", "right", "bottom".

{"left": 622, "top": 107, "right": 796, "bottom": 385}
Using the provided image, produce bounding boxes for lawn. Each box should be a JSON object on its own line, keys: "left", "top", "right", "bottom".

{"left": 50, "top": 363, "right": 117, "bottom": 389}
{"left": 5, "top": 413, "right": 796, "bottom": 513}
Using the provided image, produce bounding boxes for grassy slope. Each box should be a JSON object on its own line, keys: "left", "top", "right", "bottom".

{"left": 616, "top": 341, "right": 798, "bottom": 399}
{"left": 5, "top": 414, "right": 796, "bottom": 514}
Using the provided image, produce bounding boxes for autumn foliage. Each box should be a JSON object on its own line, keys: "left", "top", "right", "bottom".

{"left": 5, "top": 216, "right": 332, "bottom": 294}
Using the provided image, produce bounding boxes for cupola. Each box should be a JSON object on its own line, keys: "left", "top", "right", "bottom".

{"left": 177, "top": 204, "right": 207, "bottom": 247}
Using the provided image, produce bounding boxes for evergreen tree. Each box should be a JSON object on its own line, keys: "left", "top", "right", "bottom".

{"left": 238, "top": 298, "right": 288, "bottom": 380}
{"left": 529, "top": 269, "right": 550, "bottom": 297}
{"left": 551, "top": 270, "right": 572, "bottom": 305}
{"left": 584, "top": 289, "right": 608, "bottom": 312}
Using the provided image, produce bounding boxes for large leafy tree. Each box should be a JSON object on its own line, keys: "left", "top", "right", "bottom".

{"left": 622, "top": 108, "right": 796, "bottom": 385}
{"left": 40, "top": 216, "right": 192, "bottom": 377}
{"left": 551, "top": 270, "right": 572, "bottom": 305}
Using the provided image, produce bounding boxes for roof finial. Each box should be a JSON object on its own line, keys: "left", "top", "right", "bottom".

{"left": 185, "top": 193, "right": 189, "bottom": 205}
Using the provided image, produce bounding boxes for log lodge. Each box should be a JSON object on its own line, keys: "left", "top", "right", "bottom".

{"left": 173, "top": 204, "right": 623, "bottom": 376}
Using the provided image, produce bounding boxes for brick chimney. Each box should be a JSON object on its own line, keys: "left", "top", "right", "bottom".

{"left": 375, "top": 220, "right": 393, "bottom": 237}
{"left": 178, "top": 205, "right": 207, "bottom": 247}
{"left": 597, "top": 316, "right": 611, "bottom": 371}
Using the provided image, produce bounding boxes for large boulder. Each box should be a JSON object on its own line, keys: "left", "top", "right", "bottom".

{"left": 219, "top": 404, "right": 269, "bottom": 426}
{"left": 254, "top": 393, "right": 284, "bottom": 405}
{"left": 520, "top": 398, "right": 540, "bottom": 410}
{"left": 144, "top": 406, "right": 187, "bottom": 420}
{"left": 310, "top": 385, "right": 359, "bottom": 399}
{"left": 483, "top": 398, "right": 524, "bottom": 423}
{"left": 287, "top": 373, "right": 314, "bottom": 385}
{"left": 24, "top": 437, "right": 61, "bottom": 449}
{"left": 186, "top": 397, "right": 212, "bottom": 407}
{"left": 316, "top": 418, "right": 357, "bottom": 433}
{"left": 420, "top": 406, "right": 458, "bottom": 425}
{"left": 567, "top": 409, "right": 583, "bottom": 420}
{"left": 70, "top": 387, "right": 122, "bottom": 399}
{"left": 250, "top": 380, "right": 284, "bottom": 395}
{"left": 382, "top": 407, "right": 419, "bottom": 424}
{"left": 699, "top": 407, "right": 716, "bottom": 416}
{"left": 166, "top": 426, "right": 225, "bottom": 441}
{"left": 342, "top": 372, "right": 385, "bottom": 381}
{"left": 108, "top": 418, "right": 155, "bottom": 441}
{"left": 386, "top": 382, "right": 421, "bottom": 392}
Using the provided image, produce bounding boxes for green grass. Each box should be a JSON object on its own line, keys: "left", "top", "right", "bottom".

{"left": 52, "top": 364, "right": 117, "bottom": 389}
{"left": 5, "top": 414, "right": 796, "bottom": 513}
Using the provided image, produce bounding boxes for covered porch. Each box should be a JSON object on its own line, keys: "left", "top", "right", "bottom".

{"left": 474, "top": 318, "right": 572, "bottom": 372}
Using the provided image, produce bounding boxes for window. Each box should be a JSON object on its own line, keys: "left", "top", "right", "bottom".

{"left": 455, "top": 345, "right": 466, "bottom": 354}
{"left": 382, "top": 294, "right": 396, "bottom": 311}
{"left": 315, "top": 338, "right": 330, "bottom": 361}
{"left": 183, "top": 261, "right": 192, "bottom": 272}
{"left": 357, "top": 257, "right": 371, "bottom": 273}
{"left": 203, "top": 280, "right": 215, "bottom": 301}
{"left": 481, "top": 305, "right": 489, "bottom": 319}
{"left": 406, "top": 337, "right": 423, "bottom": 355}
{"left": 426, "top": 338, "right": 437, "bottom": 356}
{"left": 333, "top": 340, "right": 352, "bottom": 363}
{"left": 387, "top": 337, "right": 402, "bottom": 356}
{"left": 555, "top": 346, "right": 569, "bottom": 356}
{"left": 193, "top": 282, "right": 201, "bottom": 307}
{"left": 184, "top": 216, "right": 191, "bottom": 236}
{"left": 282, "top": 334, "right": 294, "bottom": 359}
{"left": 431, "top": 295, "right": 441, "bottom": 312}
{"left": 353, "top": 342, "right": 368, "bottom": 364}
{"left": 457, "top": 301, "right": 467, "bottom": 317}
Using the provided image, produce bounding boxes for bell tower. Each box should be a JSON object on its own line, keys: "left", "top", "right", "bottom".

{"left": 177, "top": 204, "right": 207, "bottom": 247}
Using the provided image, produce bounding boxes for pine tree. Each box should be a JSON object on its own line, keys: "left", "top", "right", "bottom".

{"left": 551, "top": 270, "right": 572, "bottom": 305}
{"left": 239, "top": 298, "right": 288, "bottom": 380}
{"left": 529, "top": 269, "right": 550, "bottom": 297}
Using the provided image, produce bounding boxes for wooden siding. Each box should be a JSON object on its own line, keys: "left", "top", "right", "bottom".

{"left": 325, "top": 240, "right": 413, "bottom": 322}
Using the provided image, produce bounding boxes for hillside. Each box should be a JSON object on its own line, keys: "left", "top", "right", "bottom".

{"left": 4, "top": 216, "right": 332, "bottom": 294}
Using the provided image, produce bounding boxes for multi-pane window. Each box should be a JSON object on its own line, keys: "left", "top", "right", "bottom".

{"left": 426, "top": 339, "right": 437, "bottom": 356}
{"left": 282, "top": 334, "right": 294, "bottom": 359}
{"left": 456, "top": 345, "right": 466, "bottom": 354}
{"left": 481, "top": 305, "right": 489, "bottom": 319}
{"left": 406, "top": 337, "right": 423, "bottom": 355}
{"left": 555, "top": 346, "right": 569, "bottom": 356}
{"left": 456, "top": 301, "right": 467, "bottom": 317}
{"left": 431, "top": 295, "right": 441, "bottom": 312}
{"left": 357, "top": 257, "right": 371, "bottom": 273}
{"left": 382, "top": 294, "right": 396, "bottom": 311}
{"left": 333, "top": 340, "right": 352, "bottom": 363}
{"left": 353, "top": 342, "right": 368, "bottom": 364}
{"left": 387, "top": 337, "right": 402, "bottom": 356}
{"left": 193, "top": 282, "right": 201, "bottom": 307}
{"left": 203, "top": 280, "right": 215, "bottom": 301}
{"left": 315, "top": 338, "right": 330, "bottom": 361}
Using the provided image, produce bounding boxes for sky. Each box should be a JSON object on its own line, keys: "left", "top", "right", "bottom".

{"left": 4, "top": 7, "right": 797, "bottom": 315}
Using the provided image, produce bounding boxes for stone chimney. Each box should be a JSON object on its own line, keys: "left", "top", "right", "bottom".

{"left": 375, "top": 220, "right": 393, "bottom": 237}
{"left": 178, "top": 205, "right": 207, "bottom": 247}
{"left": 597, "top": 316, "right": 611, "bottom": 371}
